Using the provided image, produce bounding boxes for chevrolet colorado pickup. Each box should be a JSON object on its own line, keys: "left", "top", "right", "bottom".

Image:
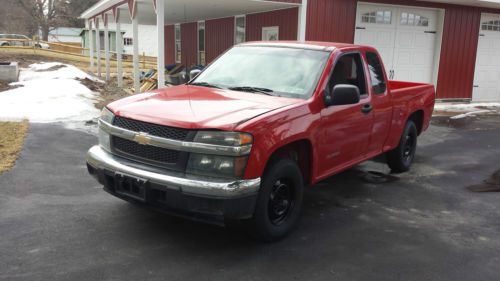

{"left": 86, "top": 41, "right": 435, "bottom": 241}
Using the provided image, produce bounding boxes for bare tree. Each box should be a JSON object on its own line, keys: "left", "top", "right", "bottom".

{"left": 0, "top": 1, "right": 36, "bottom": 35}
{"left": 0, "top": 0, "right": 98, "bottom": 38}
{"left": 14, "top": 0, "right": 70, "bottom": 40}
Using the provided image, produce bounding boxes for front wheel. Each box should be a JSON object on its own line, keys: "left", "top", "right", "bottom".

{"left": 386, "top": 120, "right": 418, "bottom": 173}
{"left": 250, "top": 158, "right": 304, "bottom": 242}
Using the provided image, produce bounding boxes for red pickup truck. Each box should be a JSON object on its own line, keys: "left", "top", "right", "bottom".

{"left": 86, "top": 42, "right": 435, "bottom": 241}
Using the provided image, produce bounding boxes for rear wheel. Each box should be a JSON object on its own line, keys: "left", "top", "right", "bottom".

{"left": 250, "top": 158, "right": 304, "bottom": 242}
{"left": 386, "top": 120, "right": 418, "bottom": 173}
{"left": 1, "top": 43, "right": 9, "bottom": 47}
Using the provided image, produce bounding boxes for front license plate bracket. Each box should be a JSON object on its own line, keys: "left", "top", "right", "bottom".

{"left": 114, "top": 172, "right": 148, "bottom": 202}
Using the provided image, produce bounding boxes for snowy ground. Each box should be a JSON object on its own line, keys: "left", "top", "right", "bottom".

{"left": 0, "top": 62, "right": 101, "bottom": 130}
{"left": 434, "top": 102, "right": 500, "bottom": 116}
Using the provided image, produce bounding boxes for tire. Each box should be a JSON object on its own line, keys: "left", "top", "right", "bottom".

{"left": 1, "top": 43, "right": 9, "bottom": 47}
{"left": 250, "top": 158, "right": 304, "bottom": 242}
{"left": 386, "top": 120, "right": 418, "bottom": 173}
{"left": 35, "top": 44, "right": 42, "bottom": 49}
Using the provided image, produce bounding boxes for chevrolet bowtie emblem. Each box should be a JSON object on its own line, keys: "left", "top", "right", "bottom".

{"left": 133, "top": 132, "right": 152, "bottom": 145}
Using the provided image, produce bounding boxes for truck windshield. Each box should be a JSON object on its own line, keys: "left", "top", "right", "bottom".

{"left": 191, "top": 46, "right": 330, "bottom": 99}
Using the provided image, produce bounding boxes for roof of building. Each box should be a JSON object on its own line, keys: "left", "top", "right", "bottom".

{"left": 49, "top": 27, "right": 83, "bottom": 37}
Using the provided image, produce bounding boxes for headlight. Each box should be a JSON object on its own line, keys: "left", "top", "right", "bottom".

{"left": 98, "top": 107, "right": 114, "bottom": 151}
{"left": 100, "top": 107, "right": 114, "bottom": 124}
{"left": 194, "top": 131, "right": 253, "bottom": 146}
{"left": 187, "top": 154, "right": 249, "bottom": 178}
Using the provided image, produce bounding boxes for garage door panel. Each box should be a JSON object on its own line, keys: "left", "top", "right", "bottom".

{"left": 355, "top": 3, "right": 439, "bottom": 84}
{"left": 473, "top": 14, "right": 500, "bottom": 102}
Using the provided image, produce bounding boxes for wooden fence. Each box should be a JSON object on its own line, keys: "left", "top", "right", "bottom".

{"left": 0, "top": 38, "right": 158, "bottom": 72}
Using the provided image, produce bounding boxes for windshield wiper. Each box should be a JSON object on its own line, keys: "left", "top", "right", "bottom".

{"left": 189, "top": 82, "right": 222, "bottom": 89}
{"left": 228, "top": 86, "right": 274, "bottom": 96}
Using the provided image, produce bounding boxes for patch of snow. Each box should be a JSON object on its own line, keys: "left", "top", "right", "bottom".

{"left": 450, "top": 110, "right": 492, "bottom": 120}
{"left": 17, "top": 62, "right": 102, "bottom": 83}
{"left": 0, "top": 62, "right": 101, "bottom": 126}
{"left": 434, "top": 102, "right": 500, "bottom": 112}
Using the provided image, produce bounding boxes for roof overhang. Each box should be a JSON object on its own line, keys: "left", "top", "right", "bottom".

{"left": 81, "top": 0, "right": 301, "bottom": 25}
{"left": 419, "top": 0, "right": 500, "bottom": 9}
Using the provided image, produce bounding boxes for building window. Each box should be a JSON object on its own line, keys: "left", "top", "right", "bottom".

{"left": 400, "top": 12, "right": 429, "bottom": 27}
{"left": 235, "top": 16, "right": 246, "bottom": 44}
{"left": 482, "top": 20, "right": 500, "bottom": 31}
{"left": 198, "top": 21, "right": 205, "bottom": 66}
{"left": 123, "top": 37, "right": 133, "bottom": 46}
{"left": 175, "top": 24, "right": 181, "bottom": 63}
{"left": 262, "top": 26, "right": 279, "bottom": 41}
{"left": 361, "top": 11, "right": 392, "bottom": 24}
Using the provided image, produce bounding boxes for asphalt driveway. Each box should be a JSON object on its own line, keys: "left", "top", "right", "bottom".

{"left": 1, "top": 117, "right": 499, "bottom": 281}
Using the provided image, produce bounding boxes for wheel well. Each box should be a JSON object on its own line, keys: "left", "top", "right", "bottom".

{"left": 408, "top": 110, "right": 424, "bottom": 135}
{"left": 266, "top": 140, "right": 313, "bottom": 186}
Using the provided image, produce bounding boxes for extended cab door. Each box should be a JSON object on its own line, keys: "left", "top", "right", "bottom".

{"left": 364, "top": 51, "right": 393, "bottom": 155}
{"left": 318, "top": 52, "right": 375, "bottom": 178}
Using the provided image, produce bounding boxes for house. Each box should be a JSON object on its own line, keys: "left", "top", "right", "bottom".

{"left": 80, "top": 0, "right": 500, "bottom": 102}
{"left": 47, "top": 27, "right": 83, "bottom": 45}
{"left": 81, "top": 22, "right": 158, "bottom": 57}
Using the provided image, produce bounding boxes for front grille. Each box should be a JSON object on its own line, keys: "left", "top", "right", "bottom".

{"left": 112, "top": 136, "right": 180, "bottom": 165}
{"left": 113, "top": 116, "right": 190, "bottom": 140}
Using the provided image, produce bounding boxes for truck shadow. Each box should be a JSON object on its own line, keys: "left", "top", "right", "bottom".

{"left": 111, "top": 163, "right": 400, "bottom": 251}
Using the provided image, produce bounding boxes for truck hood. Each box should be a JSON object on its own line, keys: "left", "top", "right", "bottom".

{"left": 107, "top": 85, "right": 302, "bottom": 130}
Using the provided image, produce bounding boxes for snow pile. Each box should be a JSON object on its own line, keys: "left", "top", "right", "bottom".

{"left": 0, "top": 62, "right": 101, "bottom": 123}
{"left": 434, "top": 102, "right": 500, "bottom": 113}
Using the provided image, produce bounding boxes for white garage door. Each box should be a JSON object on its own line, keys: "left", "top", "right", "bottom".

{"left": 473, "top": 14, "right": 500, "bottom": 102}
{"left": 354, "top": 4, "right": 439, "bottom": 84}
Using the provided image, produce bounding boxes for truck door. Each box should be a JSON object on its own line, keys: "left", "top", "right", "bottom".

{"left": 318, "top": 52, "right": 375, "bottom": 177}
{"left": 364, "top": 51, "right": 393, "bottom": 154}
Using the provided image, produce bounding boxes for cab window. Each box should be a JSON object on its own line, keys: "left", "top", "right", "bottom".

{"left": 366, "top": 52, "right": 387, "bottom": 94}
{"left": 328, "top": 53, "right": 368, "bottom": 98}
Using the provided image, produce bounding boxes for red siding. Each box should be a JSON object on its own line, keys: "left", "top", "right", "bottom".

{"left": 206, "top": 17, "right": 235, "bottom": 63}
{"left": 181, "top": 22, "right": 198, "bottom": 67}
{"left": 165, "top": 25, "right": 175, "bottom": 65}
{"left": 306, "top": 0, "right": 357, "bottom": 43}
{"left": 246, "top": 8, "right": 299, "bottom": 41}
{"left": 436, "top": 7, "right": 481, "bottom": 99}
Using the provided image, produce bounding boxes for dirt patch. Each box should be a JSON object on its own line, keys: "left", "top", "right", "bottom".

{"left": 467, "top": 170, "right": 500, "bottom": 192}
{"left": 0, "top": 53, "right": 83, "bottom": 69}
{"left": 77, "top": 77, "right": 134, "bottom": 109}
{"left": 0, "top": 121, "right": 29, "bottom": 174}
{"left": 36, "top": 64, "right": 67, "bottom": 72}
{"left": 0, "top": 81, "right": 22, "bottom": 92}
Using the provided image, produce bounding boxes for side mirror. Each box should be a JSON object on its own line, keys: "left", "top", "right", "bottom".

{"left": 324, "top": 84, "right": 360, "bottom": 107}
{"left": 189, "top": 69, "right": 202, "bottom": 80}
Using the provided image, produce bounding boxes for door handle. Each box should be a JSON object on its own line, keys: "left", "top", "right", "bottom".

{"left": 361, "top": 103, "right": 373, "bottom": 114}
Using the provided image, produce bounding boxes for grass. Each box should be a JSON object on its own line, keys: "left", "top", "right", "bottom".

{"left": 0, "top": 121, "right": 29, "bottom": 174}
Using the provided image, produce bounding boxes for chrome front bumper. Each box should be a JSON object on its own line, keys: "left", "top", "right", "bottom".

{"left": 86, "top": 145, "right": 261, "bottom": 198}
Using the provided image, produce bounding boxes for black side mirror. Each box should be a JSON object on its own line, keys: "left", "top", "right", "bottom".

{"left": 324, "top": 84, "right": 360, "bottom": 107}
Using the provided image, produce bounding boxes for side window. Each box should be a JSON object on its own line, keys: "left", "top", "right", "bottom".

{"left": 366, "top": 52, "right": 387, "bottom": 94}
{"left": 328, "top": 53, "right": 368, "bottom": 98}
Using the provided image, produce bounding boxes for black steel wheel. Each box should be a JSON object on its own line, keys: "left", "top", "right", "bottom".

{"left": 250, "top": 158, "right": 304, "bottom": 242}
{"left": 387, "top": 120, "right": 418, "bottom": 173}
{"left": 268, "top": 179, "right": 295, "bottom": 226}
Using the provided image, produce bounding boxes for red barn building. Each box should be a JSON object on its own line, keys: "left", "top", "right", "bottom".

{"left": 82, "top": 0, "right": 500, "bottom": 102}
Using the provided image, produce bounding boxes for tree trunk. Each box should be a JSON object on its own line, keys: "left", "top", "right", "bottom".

{"left": 41, "top": 25, "right": 49, "bottom": 41}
